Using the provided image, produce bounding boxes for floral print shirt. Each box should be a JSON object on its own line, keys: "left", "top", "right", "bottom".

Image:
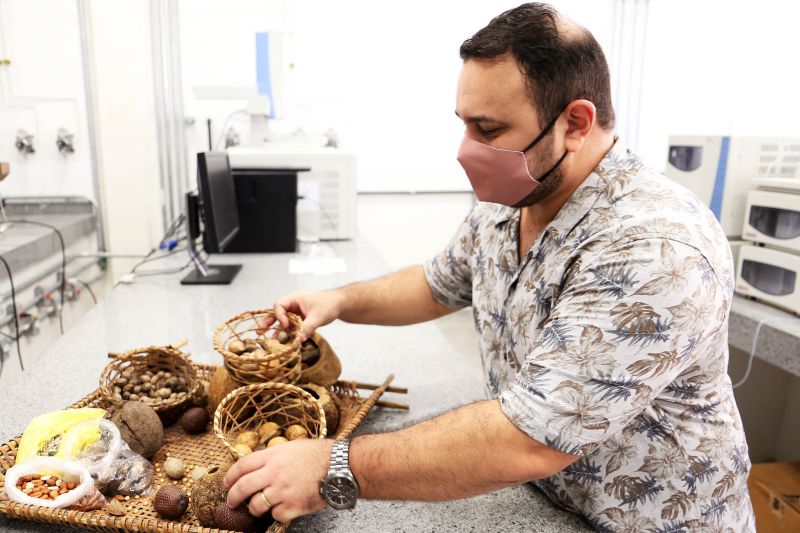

{"left": 424, "top": 140, "right": 755, "bottom": 532}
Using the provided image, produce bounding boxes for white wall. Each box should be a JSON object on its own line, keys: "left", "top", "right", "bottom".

{"left": 177, "top": 0, "right": 615, "bottom": 193}
{"left": 0, "top": 0, "right": 95, "bottom": 200}
{"left": 637, "top": 0, "right": 800, "bottom": 170}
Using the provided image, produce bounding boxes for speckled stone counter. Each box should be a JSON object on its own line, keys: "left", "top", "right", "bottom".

{"left": 729, "top": 295, "right": 800, "bottom": 377}
{"left": 0, "top": 239, "right": 592, "bottom": 532}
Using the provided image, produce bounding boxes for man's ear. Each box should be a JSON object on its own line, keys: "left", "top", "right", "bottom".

{"left": 562, "top": 99, "right": 596, "bottom": 153}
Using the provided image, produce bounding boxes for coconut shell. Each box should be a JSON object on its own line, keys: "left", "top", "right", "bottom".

{"left": 208, "top": 366, "right": 239, "bottom": 416}
{"left": 190, "top": 462, "right": 231, "bottom": 527}
{"left": 297, "top": 333, "right": 342, "bottom": 386}
{"left": 300, "top": 383, "right": 339, "bottom": 435}
{"left": 111, "top": 401, "right": 164, "bottom": 459}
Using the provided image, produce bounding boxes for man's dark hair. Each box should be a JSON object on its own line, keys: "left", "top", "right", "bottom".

{"left": 460, "top": 2, "right": 615, "bottom": 130}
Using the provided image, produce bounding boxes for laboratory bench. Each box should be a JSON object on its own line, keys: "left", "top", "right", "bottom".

{"left": 0, "top": 238, "right": 593, "bottom": 532}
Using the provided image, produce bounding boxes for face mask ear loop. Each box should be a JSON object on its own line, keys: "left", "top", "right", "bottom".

{"left": 521, "top": 105, "right": 569, "bottom": 153}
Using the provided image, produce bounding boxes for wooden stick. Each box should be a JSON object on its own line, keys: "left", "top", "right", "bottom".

{"left": 171, "top": 339, "right": 188, "bottom": 350}
{"left": 350, "top": 381, "right": 408, "bottom": 395}
{"left": 376, "top": 399, "right": 409, "bottom": 410}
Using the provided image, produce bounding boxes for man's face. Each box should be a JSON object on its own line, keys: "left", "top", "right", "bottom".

{"left": 455, "top": 55, "right": 564, "bottom": 206}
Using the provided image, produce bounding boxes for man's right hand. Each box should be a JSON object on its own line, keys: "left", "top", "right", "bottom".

{"left": 270, "top": 290, "right": 345, "bottom": 340}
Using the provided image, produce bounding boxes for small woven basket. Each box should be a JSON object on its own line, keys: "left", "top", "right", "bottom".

{"left": 213, "top": 382, "right": 327, "bottom": 460}
{"left": 213, "top": 309, "right": 303, "bottom": 385}
{"left": 99, "top": 345, "right": 199, "bottom": 418}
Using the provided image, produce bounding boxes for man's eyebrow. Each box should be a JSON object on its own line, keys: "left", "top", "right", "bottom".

{"left": 454, "top": 111, "right": 503, "bottom": 124}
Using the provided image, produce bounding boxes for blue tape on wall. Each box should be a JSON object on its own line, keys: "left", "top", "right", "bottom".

{"left": 709, "top": 136, "right": 730, "bottom": 221}
{"left": 255, "top": 32, "right": 275, "bottom": 119}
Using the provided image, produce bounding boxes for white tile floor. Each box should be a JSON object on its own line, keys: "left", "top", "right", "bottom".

{"left": 356, "top": 193, "right": 484, "bottom": 382}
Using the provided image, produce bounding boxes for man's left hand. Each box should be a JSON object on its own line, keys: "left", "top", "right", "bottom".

{"left": 224, "top": 438, "right": 334, "bottom": 522}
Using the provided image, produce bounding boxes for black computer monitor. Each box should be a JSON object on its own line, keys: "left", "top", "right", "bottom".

{"left": 180, "top": 152, "right": 242, "bottom": 285}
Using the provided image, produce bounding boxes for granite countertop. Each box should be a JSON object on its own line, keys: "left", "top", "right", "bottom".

{"left": 729, "top": 295, "right": 800, "bottom": 377}
{"left": 0, "top": 238, "right": 592, "bottom": 532}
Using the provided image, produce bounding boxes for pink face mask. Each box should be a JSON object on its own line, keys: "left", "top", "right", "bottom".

{"left": 457, "top": 111, "right": 568, "bottom": 207}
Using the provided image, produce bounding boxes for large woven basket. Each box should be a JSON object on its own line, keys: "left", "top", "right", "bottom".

{"left": 214, "top": 382, "right": 326, "bottom": 461}
{"left": 214, "top": 309, "right": 303, "bottom": 385}
{"left": 0, "top": 365, "right": 399, "bottom": 533}
{"left": 99, "top": 345, "right": 199, "bottom": 422}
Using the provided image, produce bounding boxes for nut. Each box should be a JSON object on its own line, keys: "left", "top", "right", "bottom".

{"left": 285, "top": 425, "right": 308, "bottom": 441}
{"left": 191, "top": 466, "right": 208, "bottom": 483}
{"left": 233, "top": 443, "right": 252, "bottom": 456}
{"left": 163, "top": 457, "right": 185, "bottom": 479}
{"left": 257, "top": 422, "right": 281, "bottom": 443}
{"left": 267, "top": 437, "right": 288, "bottom": 448}
{"left": 156, "top": 388, "right": 172, "bottom": 399}
{"left": 228, "top": 340, "right": 245, "bottom": 354}
{"left": 235, "top": 431, "right": 260, "bottom": 449}
{"left": 107, "top": 498, "right": 126, "bottom": 516}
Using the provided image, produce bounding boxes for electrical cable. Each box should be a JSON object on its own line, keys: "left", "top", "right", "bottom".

{"left": 213, "top": 109, "right": 248, "bottom": 151}
{"left": 131, "top": 244, "right": 187, "bottom": 273}
{"left": 8, "top": 220, "right": 66, "bottom": 334}
{"left": 732, "top": 316, "right": 793, "bottom": 389}
{"left": 0, "top": 254, "right": 23, "bottom": 376}
{"left": 74, "top": 279, "right": 98, "bottom": 305}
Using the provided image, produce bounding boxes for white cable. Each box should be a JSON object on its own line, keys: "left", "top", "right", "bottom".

{"left": 732, "top": 316, "right": 794, "bottom": 388}
{"left": 213, "top": 109, "right": 248, "bottom": 151}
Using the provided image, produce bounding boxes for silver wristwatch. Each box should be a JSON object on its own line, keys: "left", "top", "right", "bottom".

{"left": 320, "top": 439, "right": 360, "bottom": 510}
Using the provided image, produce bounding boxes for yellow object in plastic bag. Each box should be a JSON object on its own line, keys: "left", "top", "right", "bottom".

{"left": 16, "top": 408, "right": 106, "bottom": 463}
{"left": 56, "top": 420, "right": 103, "bottom": 460}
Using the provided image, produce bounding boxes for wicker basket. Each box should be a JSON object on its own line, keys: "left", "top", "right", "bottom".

{"left": 214, "top": 309, "right": 303, "bottom": 385}
{"left": 214, "top": 382, "right": 326, "bottom": 461}
{"left": 0, "top": 366, "right": 399, "bottom": 533}
{"left": 99, "top": 344, "right": 199, "bottom": 422}
{"left": 298, "top": 333, "right": 342, "bottom": 386}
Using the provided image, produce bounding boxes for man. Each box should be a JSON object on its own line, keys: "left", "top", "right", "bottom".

{"left": 224, "top": 3, "right": 755, "bottom": 531}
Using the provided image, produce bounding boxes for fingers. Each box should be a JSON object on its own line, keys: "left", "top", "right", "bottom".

{"left": 226, "top": 469, "right": 270, "bottom": 510}
{"left": 224, "top": 452, "right": 267, "bottom": 489}
{"left": 273, "top": 302, "right": 290, "bottom": 329}
{"left": 247, "top": 486, "right": 279, "bottom": 518}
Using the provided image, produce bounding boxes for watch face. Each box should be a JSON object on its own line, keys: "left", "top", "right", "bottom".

{"left": 323, "top": 475, "right": 358, "bottom": 510}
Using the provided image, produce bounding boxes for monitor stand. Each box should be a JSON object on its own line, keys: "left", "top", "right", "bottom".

{"left": 181, "top": 264, "right": 241, "bottom": 285}
{"left": 180, "top": 237, "right": 241, "bottom": 285}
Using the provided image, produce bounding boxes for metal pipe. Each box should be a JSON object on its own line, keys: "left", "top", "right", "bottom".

{"left": 67, "top": 251, "right": 149, "bottom": 259}
{"left": 0, "top": 256, "right": 101, "bottom": 301}
{"left": 76, "top": 0, "right": 108, "bottom": 252}
{"left": 0, "top": 258, "right": 104, "bottom": 332}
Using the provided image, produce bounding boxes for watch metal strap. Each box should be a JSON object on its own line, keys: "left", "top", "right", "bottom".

{"left": 328, "top": 439, "right": 350, "bottom": 475}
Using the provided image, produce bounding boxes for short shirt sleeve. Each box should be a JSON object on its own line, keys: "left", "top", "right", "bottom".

{"left": 423, "top": 207, "right": 477, "bottom": 309}
{"left": 499, "top": 237, "right": 729, "bottom": 456}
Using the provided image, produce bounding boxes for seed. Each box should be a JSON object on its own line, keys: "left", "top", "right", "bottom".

{"left": 46, "top": 478, "right": 56, "bottom": 486}
{"left": 114, "top": 494, "right": 125, "bottom": 501}
{"left": 50, "top": 490, "right": 59, "bottom": 498}
{"left": 66, "top": 482, "right": 76, "bottom": 490}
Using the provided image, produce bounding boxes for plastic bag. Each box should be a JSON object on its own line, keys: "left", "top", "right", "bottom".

{"left": 59, "top": 419, "right": 153, "bottom": 497}
{"left": 15, "top": 408, "right": 106, "bottom": 463}
{"left": 4, "top": 457, "right": 93, "bottom": 508}
{"left": 93, "top": 443, "right": 154, "bottom": 496}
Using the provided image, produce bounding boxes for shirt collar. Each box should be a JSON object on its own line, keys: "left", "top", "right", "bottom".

{"left": 489, "top": 138, "right": 629, "bottom": 241}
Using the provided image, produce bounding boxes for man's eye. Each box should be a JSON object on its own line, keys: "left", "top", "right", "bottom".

{"left": 477, "top": 125, "right": 500, "bottom": 137}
